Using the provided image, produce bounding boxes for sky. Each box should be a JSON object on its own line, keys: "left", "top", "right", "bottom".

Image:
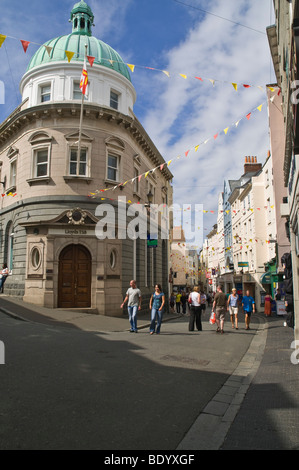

{"left": 0, "top": 0, "right": 276, "bottom": 248}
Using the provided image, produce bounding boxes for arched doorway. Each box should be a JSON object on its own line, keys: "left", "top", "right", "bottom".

{"left": 58, "top": 244, "right": 91, "bottom": 308}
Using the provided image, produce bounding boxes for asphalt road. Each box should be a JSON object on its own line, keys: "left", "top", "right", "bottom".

{"left": 0, "top": 307, "right": 259, "bottom": 450}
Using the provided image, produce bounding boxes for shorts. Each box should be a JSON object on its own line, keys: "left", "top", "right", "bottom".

{"left": 244, "top": 310, "right": 252, "bottom": 316}
{"left": 215, "top": 306, "right": 226, "bottom": 321}
{"left": 229, "top": 306, "right": 238, "bottom": 315}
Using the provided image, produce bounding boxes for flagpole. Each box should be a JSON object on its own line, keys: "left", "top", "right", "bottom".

{"left": 78, "top": 44, "right": 88, "bottom": 163}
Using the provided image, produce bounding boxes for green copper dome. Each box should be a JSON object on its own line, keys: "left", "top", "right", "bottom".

{"left": 26, "top": 1, "right": 131, "bottom": 82}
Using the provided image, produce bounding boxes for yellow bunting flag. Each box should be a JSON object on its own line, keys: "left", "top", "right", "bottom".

{"left": 224, "top": 127, "right": 229, "bottom": 135}
{"left": 144, "top": 171, "right": 149, "bottom": 178}
{"left": 0, "top": 34, "right": 7, "bottom": 48}
{"left": 180, "top": 74, "right": 187, "bottom": 79}
{"left": 127, "top": 64, "right": 135, "bottom": 72}
{"left": 65, "top": 50, "right": 75, "bottom": 63}
{"left": 195, "top": 145, "right": 199, "bottom": 152}
{"left": 257, "top": 104, "right": 263, "bottom": 112}
{"left": 232, "top": 83, "right": 238, "bottom": 91}
{"left": 167, "top": 160, "right": 172, "bottom": 166}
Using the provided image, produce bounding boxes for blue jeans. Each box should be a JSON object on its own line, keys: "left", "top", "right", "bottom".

{"left": 150, "top": 308, "right": 163, "bottom": 333}
{"left": 128, "top": 305, "right": 138, "bottom": 331}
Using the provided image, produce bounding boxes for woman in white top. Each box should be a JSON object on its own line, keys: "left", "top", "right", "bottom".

{"left": 188, "top": 286, "right": 202, "bottom": 332}
{"left": 0, "top": 263, "right": 9, "bottom": 293}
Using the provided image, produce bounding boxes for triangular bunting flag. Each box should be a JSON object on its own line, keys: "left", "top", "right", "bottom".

{"left": 209, "top": 79, "right": 215, "bottom": 86}
{"left": 127, "top": 64, "right": 135, "bottom": 72}
{"left": 160, "top": 163, "right": 165, "bottom": 171}
{"left": 145, "top": 171, "right": 149, "bottom": 178}
{"left": 162, "top": 70, "right": 170, "bottom": 77}
{"left": 167, "top": 160, "right": 172, "bottom": 166}
{"left": 21, "top": 40, "right": 30, "bottom": 53}
{"left": 195, "top": 145, "right": 199, "bottom": 152}
{"left": 243, "top": 84, "right": 250, "bottom": 88}
{"left": 65, "top": 50, "right": 75, "bottom": 63}
{"left": 246, "top": 113, "right": 251, "bottom": 120}
{"left": 185, "top": 150, "right": 190, "bottom": 157}
{"left": 180, "top": 74, "right": 187, "bottom": 79}
{"left": 224, "top": 127, "right": 229, "bottom": 135}
{"left": 138, "top": 175, "right": 142, "bottom": 182}
{"left": 87, "top": 55, "right": 95, "bottom": 67}
{"left": 232, "top": 83, "right": 238, "bottom": 91}
{"left": 214, "top": 133, "right": 218, "bottom": 140}
{"left": 195, "top": 77, "right": 203, "bottom": 81}
{"left": 44, "top": 45, "right": 52, "bottom": 57}
{"left": 0, "top": 34, "right": 7, "bottom": 48}
{"left": 257, "top": 104, "right": 263, "bottom": 111}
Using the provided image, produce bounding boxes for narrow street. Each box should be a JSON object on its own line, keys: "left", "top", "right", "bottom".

{"left": 0, "top": 307, "right": 258, "bottom": 450}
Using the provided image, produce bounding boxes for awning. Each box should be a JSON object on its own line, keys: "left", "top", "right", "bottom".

{"left": 260, "top": 272, "right": 271, "bottom": 284}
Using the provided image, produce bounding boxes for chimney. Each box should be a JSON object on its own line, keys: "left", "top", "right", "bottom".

{"left": 244, "top": 156, "right": 262, "bottom": 174}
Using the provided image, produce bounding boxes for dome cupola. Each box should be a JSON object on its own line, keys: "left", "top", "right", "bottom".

{"left": 70, "top": 1, "right": 94, "bottom": 36}
{"left": 20, "top": 1, "right": 136, "bottom": 115}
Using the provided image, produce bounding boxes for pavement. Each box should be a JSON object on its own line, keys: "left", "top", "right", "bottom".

{"left": 0, "top": 295, "right": 298, "bottom": 450}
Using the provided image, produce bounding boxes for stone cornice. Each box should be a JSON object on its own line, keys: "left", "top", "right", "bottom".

{"left": 0, "top": 102, "right": 173, "bottom": 181}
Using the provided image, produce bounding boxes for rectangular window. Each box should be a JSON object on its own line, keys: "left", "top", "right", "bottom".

{"left": 73, "top": 82, "right": 82, "bottom": 100}
{"left": 35, "top": 149, "right": 49, "bottom": 177}
{"left": 107, "top": 154, "right": 119, "bottom": 181}
{"left": 69, "top": 149, "right": 87, "bottom": 176}
{"left": 10, "top": 160, "right": 17, "bottom": 188}
{"left": 133, "top": 167, "right": 139, "bottom": 193}
{"left": 110, "top": 91, "right": 119, "bottom": 110}
{"left": 73, "top": 81, "right": 87, "bottom": 101}
{"left": 40, "top": 85, "right": 51, "bottom": 103}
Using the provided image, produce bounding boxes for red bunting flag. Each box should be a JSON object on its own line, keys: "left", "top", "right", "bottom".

{"left": 214, "top": 133, "right": 218, "bottom": 140}
{"left": 185, "top": 150, "right": 190, "bottom": 157}
{"left": 246, "top": 113, "right": 251, "bottom": 120}
{"left": 195, "top": 77, "right": 203, "bottom": 81}
{"left": 21, "top": 40, "right": 30, "bottom": 53}
{"left": 87, "top": 55, "right": 95, "bottom": 67}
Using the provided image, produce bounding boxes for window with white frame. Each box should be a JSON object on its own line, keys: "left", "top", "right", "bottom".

{"left": 34, "top": 148, "right": 50, "bottom": 178}
{"left": 73, "top": 81, "right": 88, "bottom": 101}
{"left": 110, "top": 91, "right": 119, "bottom": 110}
{"left": 40, "top": 84, "right": 51, "bottom": 103}
{"left": 69, "top": 148, "right": 88, "bottom": 176}
{"left": 107, "top": 154, "right": 119, "bottom": 182}
{"left": 10, "top": 159, "right": 17, "bottom": 188}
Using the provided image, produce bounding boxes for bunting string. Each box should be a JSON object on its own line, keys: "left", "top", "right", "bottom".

{"left": 0, "top": 32, "right": 280, "bottom": 93}
{"left": 88, "top": 98, "right": 270, "bottom": 198}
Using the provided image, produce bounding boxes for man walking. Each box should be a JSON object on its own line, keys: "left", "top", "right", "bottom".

{"left": 242, "top": 290, "right": 255, "bottom": 330}
{"left": 212, "top": 285, "right": 227, "bottom": 334}
{"left": 121, "top": 280, "right": 142, "bottom": 332}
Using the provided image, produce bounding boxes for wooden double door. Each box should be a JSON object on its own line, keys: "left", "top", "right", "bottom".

{"left": 58, "top": 244, "right": 91, "bottom": 308}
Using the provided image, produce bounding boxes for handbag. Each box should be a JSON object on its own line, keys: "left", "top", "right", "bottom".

{"left": 188, "top": 295, "right": 192, "bottom": 305}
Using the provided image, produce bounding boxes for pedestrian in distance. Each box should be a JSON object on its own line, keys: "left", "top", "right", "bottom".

{"left": 181, "top": 291, "right": 187, "bottom": 314}
{"left": 169, "top": 292, "right": 175, "bottom": 313}
{"left": 227, "top": 287, "right": 239, "bottom": 329}
{"left": 212, "top": 285, "right": 227, "bottom": 334}
{"left": 149, "top": 284, "right": 165, "bottom": 334}
{"left": 0, "top": 263, "right": 9, "bottom": 293}
{"left": 264, "top": 292, "right": 273, "bottom": 317}
{"left": 120, "top": 280, "right": 142, "bottom": 333}
{"left": 175, "top": 291, "right": 182, "bottom": 314}
{"left": 242, "top": 290, "right": 256, "bottom": 330}
{"left": 188, "top": 286, "right": 202, "bottom": 332}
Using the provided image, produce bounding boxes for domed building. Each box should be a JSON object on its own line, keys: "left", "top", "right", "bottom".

{"left": 0, "top": 1, "right": 173, "bottom": 315}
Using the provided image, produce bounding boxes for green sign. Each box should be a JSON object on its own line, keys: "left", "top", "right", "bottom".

{"left": 238, "top": 261, "right": 249, "bottom": 267}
